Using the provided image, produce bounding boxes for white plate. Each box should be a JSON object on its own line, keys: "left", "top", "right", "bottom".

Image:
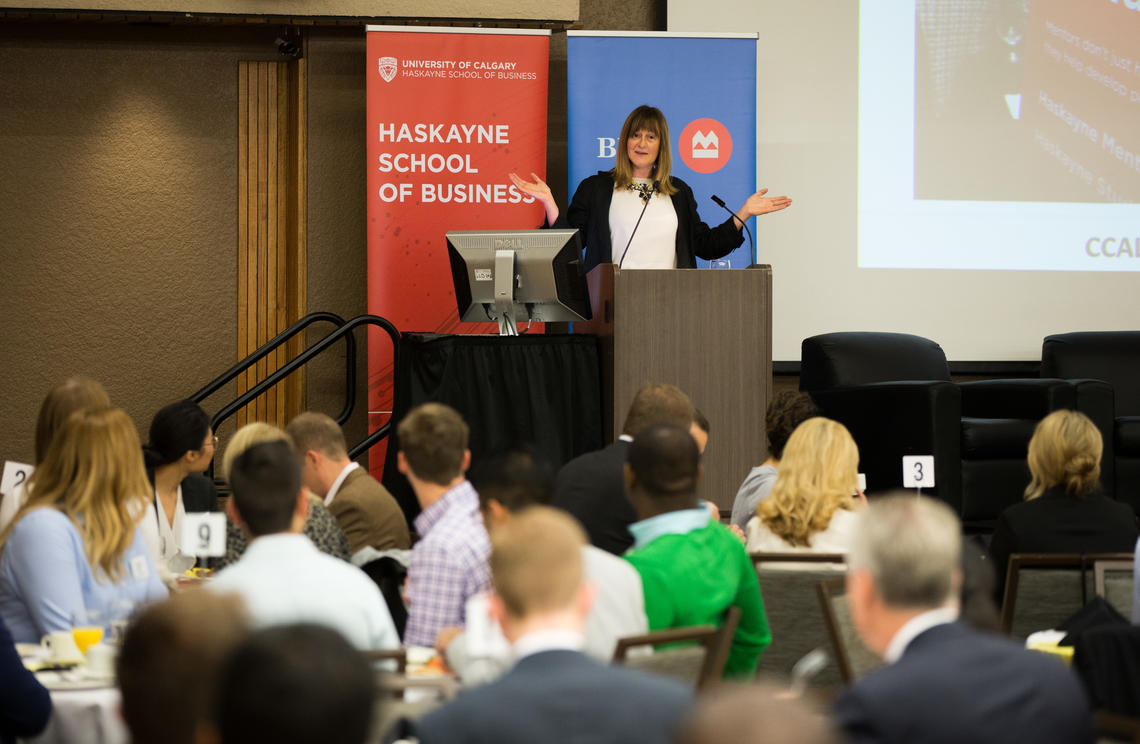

{"left": 35, "top": 669, "right": 115, "bottom": 691}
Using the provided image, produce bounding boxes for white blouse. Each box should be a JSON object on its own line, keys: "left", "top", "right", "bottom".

{"left": 140, "top": 486, "right": 196, "bottom": 577}
{"left": 746, "top": 507, "right": 859, "bottom": 568}
{"left": 608, "top": 179, "right": 678, "bottom": 269}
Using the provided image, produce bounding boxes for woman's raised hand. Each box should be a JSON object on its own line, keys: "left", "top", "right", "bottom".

{"left": 508, "top": 171, "right": 559, "bottom": 225}
{"left": 734, "top": 188, "right": 792, "bottom": 226}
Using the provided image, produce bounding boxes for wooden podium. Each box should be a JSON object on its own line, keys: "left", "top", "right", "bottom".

{"left": 574, "top": 264, "right": 773, "bottom": 510}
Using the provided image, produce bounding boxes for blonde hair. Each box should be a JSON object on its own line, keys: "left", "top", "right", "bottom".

{"left": 221, "top": 423, "right": 294, "bottom": 483}
{"left": 758, "top": 417, "right": 858, "bottom": 547}
{"left": 1025, "top": 410, "right": 1102, "bottom": 500}
{"left": 611, "top": 105, "right": 678, "bottom": 196}
{"left": 491, "top": 506, "right": 585, "bottom": 618}
{"left": 1, "top": 407, "right": 149, "bottom": 581}
{"left": 34, "top": 377, "right": 111, "bottom": 464}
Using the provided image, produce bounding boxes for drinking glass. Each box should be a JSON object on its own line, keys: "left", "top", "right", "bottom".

{"left": 71, "top": 609, "right": 104, "bottom": 654}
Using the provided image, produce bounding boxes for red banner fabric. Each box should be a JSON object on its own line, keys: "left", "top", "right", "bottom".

{"left": 364, "top": 28, "right": 549, "bottom": 475}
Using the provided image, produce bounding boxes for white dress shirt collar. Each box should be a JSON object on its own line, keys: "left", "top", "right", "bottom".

{"left": 883, "top": 605, "right": 959, "bottom": 663}
{"left": 325, "top": 461, "right": 360, "bottom": 506}
{"left": 511, "top": 628, "right": 585, "bottom": 662}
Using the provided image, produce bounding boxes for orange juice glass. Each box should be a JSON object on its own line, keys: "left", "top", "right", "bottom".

{"left": 72, "top": 626, "right": 104, "bottom": 654}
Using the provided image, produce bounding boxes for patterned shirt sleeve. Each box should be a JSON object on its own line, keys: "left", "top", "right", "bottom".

{"left": 403, "top": 543, "right": 468, "bottom": 647}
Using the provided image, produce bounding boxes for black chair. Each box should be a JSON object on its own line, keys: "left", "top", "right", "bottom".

{"left": 361, "top": 556, "right": 409, "bottom": 639}
{"left": 801, "top": 332, "right": 1079, "bottom": 531}
{"left": 1042, "top": 331, "right": 1140, "bottom": 512}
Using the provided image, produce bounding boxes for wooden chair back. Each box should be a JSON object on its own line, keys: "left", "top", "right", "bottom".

{"left": 613, "top": 606, "right": 742, "bottom": 690}
{"left": 816, "top": 577, "right": 882, "bottom": 684}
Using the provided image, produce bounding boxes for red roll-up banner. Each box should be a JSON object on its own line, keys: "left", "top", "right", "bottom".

{"left": 364, "top": 26, "right": 549, "bottom": 474}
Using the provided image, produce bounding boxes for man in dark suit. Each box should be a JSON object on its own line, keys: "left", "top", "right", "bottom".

{"left": 553, "top": 382, "right": 696, "bottom": 555}
{"left": 834, "top": 494, "right": 1095, "bottom": 744}
{"left": 410, "top": 506, "right": 692, "bottom": 744}
{"left": 286, "top": 412, "right": 410, "bottom": 554}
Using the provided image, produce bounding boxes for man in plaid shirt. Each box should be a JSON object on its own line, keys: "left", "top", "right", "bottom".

{"left": 398, "top": 403, "right": 491, "bottom": 648}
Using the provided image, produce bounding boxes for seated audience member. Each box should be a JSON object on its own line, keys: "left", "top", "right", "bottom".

{"left": 989, "top": 410, "right": 1138, "bottom": 593}
{"left": 677, "top": 682, "right": 837, "bottom": 744}
{"left": 834, "top": 494, "right": 1095, "bottom": 744}
{"left": 746, "top": 417, "right": 863, "bottom": 559}
{"left": 412, "top": 507, "right": 692, "bottom": 744}
{"left": 623, "top": 425, "right": 771, "bottom": 679}
{"left": 1134, "top": 537, "right": 1139, "bottom": 624}
{"left": 141, "top": 399, "right": 220, "bottom": 576}
{"left": 217, "top": 624, "right": 375, "bottom": 744}
{"left": 439, "top": 448, "right": 648, "bottom": 684}
{"left": 554, "top": 382, "right": 696, "bottom": 555}
{"left": 208, "top": 440, "right": 398, "bottom": 651}
{"left": 0, "top": 377, "right": 111, "bottom": 533}
{"left": 730, "top": 390, "right": 819, "bottom": 530}
{"left": 398, "top": 403, "right": 491, "bottom": 648}
{"left": 118, "top": 591, "right": 249, "bottom": 744}
{"left": 285, "top": 411, "right": 410, "bottom": 555}
{"left": 691, "top": 408, "right": 710, "bottom": 454}
{"left": 1, "top": 616, "right": 50, "bottom": 743}
{"left": 0, "top": 408, "right": 167, "bottom": 642}
{"left": 214, "top": 423, "right": 350, "bottom": 569}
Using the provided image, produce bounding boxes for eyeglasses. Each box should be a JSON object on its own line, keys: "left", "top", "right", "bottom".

{"left": 201, "top": 435, "right": 218, "bottom": 450}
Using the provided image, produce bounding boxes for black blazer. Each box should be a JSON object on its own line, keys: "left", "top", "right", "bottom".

{"left": 834, "top": 622, "right": 1094, "bottom": 744}
{"left": 145, "top": 470, "right": 220, "bottom": 514}
{"left": 0, "top": 618, "right": 50, "bottom": 744}
{"left": 410, "top": 649, "right": 692, "bottom": 744}
{"left": 556, "top": 172, "right": 744, "bottom": 272}
{"left": 989, "top": 487, "right": 1138, "bottom": 593}
{"left": 552, "top": 440, "right": 634, "bottom": 555}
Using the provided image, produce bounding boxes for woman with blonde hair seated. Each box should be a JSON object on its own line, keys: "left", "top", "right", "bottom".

{"left": 989, "top": 410, "right": 1138, "bottom": 590}
{"left": 0, "top": 408, "right": 167, "bottom": 642}
{"left": 213, "top": 422, "right": 350, "bottom": 569}
{"left": 745, "top": 417, "right": 863, "bottom": 560}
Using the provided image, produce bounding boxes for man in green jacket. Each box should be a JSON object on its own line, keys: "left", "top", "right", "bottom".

{"left": 623, "top": 424, "right": 771, "bottom": 678}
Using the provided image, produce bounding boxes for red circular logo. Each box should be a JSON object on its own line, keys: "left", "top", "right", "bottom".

{"left": 679, "top": 118, "right": 733, "bottom": 174}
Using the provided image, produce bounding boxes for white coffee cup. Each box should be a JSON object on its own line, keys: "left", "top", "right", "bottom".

{"left": 84, "top": 642, "right": 117, "bottom": 679}
{"left": 41, "top": 631, "right": 84, "bottom": 664}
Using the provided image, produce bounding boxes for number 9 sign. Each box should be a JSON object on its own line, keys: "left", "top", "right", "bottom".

{"left": 181, "top": 513, "right": 227, "bottom": 557}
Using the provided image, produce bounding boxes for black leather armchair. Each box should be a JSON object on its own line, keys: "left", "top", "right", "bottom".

{"left": 1041, "top": 331, "right": 1140, "bottom": 513}
{"left": 801, "top": 332, "right": 1081, "bottom": 532}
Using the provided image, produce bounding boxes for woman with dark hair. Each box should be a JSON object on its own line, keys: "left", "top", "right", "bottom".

{"left": 142, "top": 400, "right": 220, "bottom": 576}
{"left": 510, "top": 104, "right": 791, "bottom": 272}
{"left": 989, "top": 410, "right": 1138, "bottom": 594}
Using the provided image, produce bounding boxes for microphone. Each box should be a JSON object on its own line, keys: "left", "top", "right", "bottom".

{"left": 711, "top": 195, "right": 755, "bottom": 266}
{"left": 617, "top": 180, "right": 657, "bottom": 269}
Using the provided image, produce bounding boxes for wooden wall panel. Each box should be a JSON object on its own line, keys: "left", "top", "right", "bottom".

{"left": 236, "top": 59, "right": 305, "bottom": 428}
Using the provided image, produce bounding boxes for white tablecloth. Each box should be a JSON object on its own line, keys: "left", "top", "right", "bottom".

{"left": 22, "top": 687, "right": 127, "bottom": 744}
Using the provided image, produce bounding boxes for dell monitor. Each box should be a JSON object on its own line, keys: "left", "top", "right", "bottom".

{"left": 447, "top": 229, "right": 591, "bottom": 336}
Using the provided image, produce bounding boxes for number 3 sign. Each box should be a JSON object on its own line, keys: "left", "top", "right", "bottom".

{"left": 902, "top": 456, "right": 935, "bottom": 489}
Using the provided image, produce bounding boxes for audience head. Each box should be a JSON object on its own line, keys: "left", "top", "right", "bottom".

{"left": 118, "top": 591, "right": 250, "bottom": 744}
{"left": 846, "top": 494, "right": 962, "bottom": 655}
{"left": 6, "top": 407, "right": 149, "bottom": 580}
{"left": 221, "top": 422, "right": 293, "bottom": 483}
{"left": 625, "top": 424, "right": 702, "bottom": 519}
{"left": 470, "top": 446, "right": 554, "bottom": 528}
{"left": 34, "top": 377, "right": 111, "bottom": 464}
{"left": 489, "top": 506, "right": 589, "bottom": 639}
{"left": 285, "top": 412, "right": 350, "bottom": 497}
{"left": 764, "top": 390, "right": 819, "bottom": 462}
{"left": 677, "top": 682, "right": 837, "bottom": 744}
{"left": 396, "top": 403, "right": 470, "bottom": 487}
{"left": 143, "top": 399, "right": 215, "bottom": 474}
{"left": 621, "top": 382, "right": 696, "bottom": 439}
{"left": 228, "top": 440, "right": 305, "bottom": 538}
{"left": 217, "top": 624, "right": 374, "bottom": 744}
{"left": 691, "top": 408, "right": 710, "bottom": 454}
{"left": 1025, "top": 409, "right": 1102, "bottom": 500}
{"left": 758, "top": 417, "right": 859, "bottom": 547}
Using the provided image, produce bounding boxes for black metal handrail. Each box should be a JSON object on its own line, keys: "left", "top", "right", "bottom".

{"left": 190, "top": 311, "right": 355, "bottom": 424}
{"left": 208, "top": 314, "right": 400, "bottom": 465}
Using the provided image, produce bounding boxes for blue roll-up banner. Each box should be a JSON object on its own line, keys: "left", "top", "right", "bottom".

{"left": 567, "top": 32, "right": 758, "bottom": 268}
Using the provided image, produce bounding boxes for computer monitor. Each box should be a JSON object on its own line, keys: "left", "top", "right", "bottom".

{"left": 447, "top": 229, "right": 591, "bottom": 336}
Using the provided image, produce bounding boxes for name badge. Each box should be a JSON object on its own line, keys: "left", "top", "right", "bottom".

{"left": 129, "top": 555, "right": 151, "bottom": 581}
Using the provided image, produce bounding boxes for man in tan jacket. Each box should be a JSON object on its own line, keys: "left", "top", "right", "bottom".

{"left": 286, "top": 412, "right": 410, "bottom": 554}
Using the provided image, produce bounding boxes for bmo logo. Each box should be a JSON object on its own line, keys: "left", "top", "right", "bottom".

{"left": 679, "top": 118, "right": 733, "bottom": 174}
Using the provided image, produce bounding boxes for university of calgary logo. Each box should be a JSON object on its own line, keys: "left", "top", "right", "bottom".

{"left": 679, "top": 118, "right": 733, "bottom": 174}
{"left": 378, "top": 56, "right": 397, "bottom": 83}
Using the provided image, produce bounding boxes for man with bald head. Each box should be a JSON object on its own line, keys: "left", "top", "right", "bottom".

{"left": 834, "top": 494, "right": 1094, "bottom": 743}
{"left": 622, "top": 424, "right": 770, "bottom": 679}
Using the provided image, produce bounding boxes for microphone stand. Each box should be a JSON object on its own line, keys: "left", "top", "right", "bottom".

{"left": 711, "top": 195, "right": 755, "bottom": 266}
